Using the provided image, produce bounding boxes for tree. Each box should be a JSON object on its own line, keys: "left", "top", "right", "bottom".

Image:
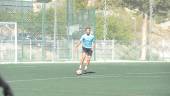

{"left": 96, "top": 10, "right": 134, "bottom": 41}
{"left": 121, "top": 0, "right": 170, "bottom": 60}
{"left": 154, "top": 0, "right": 170, "bottom": 22}
{"left": 74, "top": 0, "right": 135, "bottom": 41}
{"left": 18, "top": 6, "right": 67, "bottom": 40}
{"left": 75, "top": 0, "right": 88, "bottom": 10}
{"left": 122, "top": 0, "right": 170, "bottom": 22}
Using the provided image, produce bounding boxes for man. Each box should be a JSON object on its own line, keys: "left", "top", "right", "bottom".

{"left": 0, "top": 75, "right": 13, "bottom": 96}
{"left": 75, "top": 27, "right": 95, "bottom": 73}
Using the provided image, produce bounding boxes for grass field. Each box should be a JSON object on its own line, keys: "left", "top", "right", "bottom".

{"left": 0, "top": 62, "right": 170, "bottom": 96}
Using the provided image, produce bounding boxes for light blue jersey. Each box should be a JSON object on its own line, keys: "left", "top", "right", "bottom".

{"left": 80, "top": 34, "right": 95, "bottom": 48}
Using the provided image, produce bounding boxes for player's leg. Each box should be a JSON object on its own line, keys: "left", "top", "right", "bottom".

{"left": 83, "top": 49, "right": 92, "bottom": 72}
{"left": 79, "top": 52, "right": 86, "bottom": 70}
{"left": 84, "top": 55, "right": 91, "bottom": 71}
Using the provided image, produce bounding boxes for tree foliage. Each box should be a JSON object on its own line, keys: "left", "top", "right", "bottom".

{"left": 75, "top": 0, "right": 88, "bottom": 10}
{"left": 121, "top": 0, "right": 170, "bottom": 22}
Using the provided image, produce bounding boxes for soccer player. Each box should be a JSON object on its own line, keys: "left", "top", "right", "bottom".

{"left": 0, "top": 75, "right": 14, "bottom": 96}
{"left": 75, "top": 27, "right": 95, "bottom": 73}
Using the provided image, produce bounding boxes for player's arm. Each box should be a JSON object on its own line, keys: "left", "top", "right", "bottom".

{"left": 91, "top": 36, "right": 96, "bottom": 51}
{"left": 75, "top": 35, "right": 83, "bottom": 49}
{"left": 75, "top": 41, "right": 81, "bottom": 48}
{"left": 92, "top": 42, "right": 96, "bottom": 52}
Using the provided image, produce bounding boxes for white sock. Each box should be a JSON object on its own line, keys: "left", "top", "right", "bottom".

{"left": 79, "top": 65, "right": 82, "bottom": 69}
{"left": 84, "top": 65, "right": 88, "bottom": 70}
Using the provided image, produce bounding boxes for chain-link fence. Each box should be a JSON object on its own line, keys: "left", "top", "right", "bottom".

{"left": 0, "top": 0, "right": 170, "bottom": 63}
{"left": 0, "top": 0, "right": 96, "bottom": 62}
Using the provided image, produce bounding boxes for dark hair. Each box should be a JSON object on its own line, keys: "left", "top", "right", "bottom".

{"left": 85, "top": 27, "right": 91, "bottom": 30}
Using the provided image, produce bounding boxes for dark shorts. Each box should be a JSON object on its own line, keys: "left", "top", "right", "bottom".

{"left": 82, "top": 47, "right": 92, "bottom": 56}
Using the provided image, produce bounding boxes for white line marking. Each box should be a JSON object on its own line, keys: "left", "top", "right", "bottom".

{"left": 1, "top": 60, "right": 170, "bottom": 64}
{"left": 127, "top": 72, "right": 170, "bottom": 75}
{"left": 8, "top": 72, "right": 170, "bottom": 83}
{"left": 12, "top": 66, "right": 37, "bottom": 68}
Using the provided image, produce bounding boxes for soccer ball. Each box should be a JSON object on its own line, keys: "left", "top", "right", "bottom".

{"left": 76, "top": 69, "right": 82, "bottom": 75}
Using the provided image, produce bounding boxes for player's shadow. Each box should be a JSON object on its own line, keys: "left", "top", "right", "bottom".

{"left": 83, "top": 71, "right": 96, "bottom": 74}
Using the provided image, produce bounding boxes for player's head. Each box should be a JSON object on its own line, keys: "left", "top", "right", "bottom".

{"left": 85, "top": 27, "right": 91, "bottom": 35}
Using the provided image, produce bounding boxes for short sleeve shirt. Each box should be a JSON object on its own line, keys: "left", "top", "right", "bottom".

{"left": 80, "top": 34, "right": 95, "bottom": 48}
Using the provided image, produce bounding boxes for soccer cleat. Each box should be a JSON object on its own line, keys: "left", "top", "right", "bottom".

{"left": 83, "top": 70, "right": 87, "bottom": 74}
